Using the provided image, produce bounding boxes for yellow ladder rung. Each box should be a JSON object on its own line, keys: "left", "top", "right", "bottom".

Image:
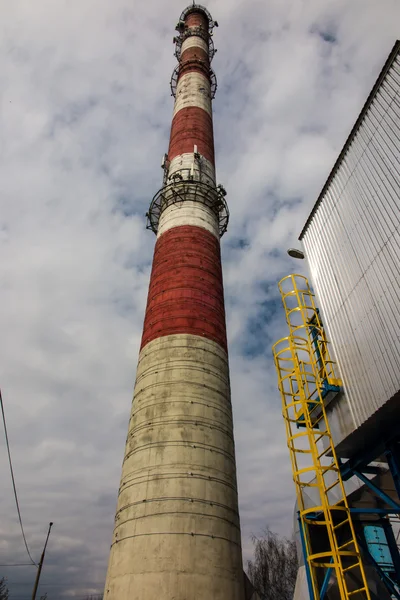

{"left": 306, "top": 397, "right": 320, "bottom": 405}
{"left": 313, "top": 414, "right": 325, "bottom": 426}
{"left": 321, "top": 464, "right": 338, "bottom": 473}
{"left": 333, "top": 518, "right": 349, "bottom": 530}
{"left": 317, "top": 447, "right": 332, "bottom": 460}
{"left": 347, "top": 587, "right": 367, "bottom": 596}
{"left": 315, "top": 431, "right": 330, "bottom": 443}
{"left": 309, "top": 411, "right": 323, "bottom": 422}
{"left": 325, "top": 480, "right": 341, "bottom": 493}
{"left": 308, "top": 400, "right": 322, "bottom": 409}
{"left": 342, "top": 562, "right": 361, "bottom": 573}
{"left": 338, "top": 540, "right": 355, "bottom": 551}
{"left": 308, "top": 408, "right": 322, "bottom": 419}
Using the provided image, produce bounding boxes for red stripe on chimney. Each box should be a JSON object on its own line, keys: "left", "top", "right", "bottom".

{"left": 168, "top": 107, "right": 215, "bottom": 165}
{"left": 141, "top": 225, "right": 227, "bottom": 351}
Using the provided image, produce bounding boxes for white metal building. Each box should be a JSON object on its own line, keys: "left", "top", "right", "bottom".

{"left": 299, "top": 41, "right": 400, "bottom": 457}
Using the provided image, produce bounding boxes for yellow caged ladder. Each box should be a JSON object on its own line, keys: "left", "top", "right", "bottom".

{"left": 272, "top": 274, "right": 371, "bottom": 600}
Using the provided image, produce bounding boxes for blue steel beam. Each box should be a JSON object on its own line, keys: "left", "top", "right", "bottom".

{"left": 350, "top": 508, "right": 399, "bottom": 515}
{"left": 357, "top": 534, "right": 400, "bottom": 600}
{"left": 381, "top": 518, "right": 400, "bottom": 586}
{"left": 339, "top": 435, "right": 400, "bottom": 483}
{"left": 320, "top": 558, "right": 333, "bottom": 600}
{"left": 298, "top": 515, "right": 315, "bottom": 600}
{"left": 385, "top": 442, "right": 400, "bottom": 499}
{"left": 339, "top": 440, "right": 397, "bottom": 481}
{"left": 352, "top": 470, "right": 400, "bottom": 511}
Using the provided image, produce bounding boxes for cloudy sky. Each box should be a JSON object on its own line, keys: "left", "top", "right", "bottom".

{"left": 1, "top": 0, "right": 399, "bottom": 597}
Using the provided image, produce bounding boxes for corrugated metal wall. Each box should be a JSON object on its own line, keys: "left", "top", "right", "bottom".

{"left": 300, "top": 45, "right": 400, "bottom": 448}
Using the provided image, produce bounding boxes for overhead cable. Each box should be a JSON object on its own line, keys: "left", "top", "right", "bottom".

{"left": 0, "top": 388, "right": 37, "bottom": 566}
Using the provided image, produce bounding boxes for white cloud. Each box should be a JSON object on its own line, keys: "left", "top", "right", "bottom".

{"left": 1, "top": 0, "right": 399, "bottom": 595}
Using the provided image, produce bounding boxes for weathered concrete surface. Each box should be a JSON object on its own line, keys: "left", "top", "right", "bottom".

{"left": 104, "top": 334, "right": 244, "bottom": 599}
{"left": 168, "top": 106, "right": 215, "bottom": 165}
{"left": 181, "top": 36, "right": 209, "bottom": 54}
{"left": 173, "top": 71, "right": 212, "bottom": 118}
{"left": 141, "top": 225, "right": 227, "bottom": 351}
{"left": 104, "top": 6, "right": 245, "bottom": 598}
{"left": 168, "top": 152, "right": 216, "bottom": 186}
{"left": 157, "top": 200, "right": 219, "bottom": 238}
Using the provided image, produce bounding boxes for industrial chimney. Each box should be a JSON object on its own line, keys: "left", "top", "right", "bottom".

{"left": 104, "top": 5, "right": 245, "bottom": 598}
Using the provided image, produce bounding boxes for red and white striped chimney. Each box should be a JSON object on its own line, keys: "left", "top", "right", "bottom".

{"left": 104, "top": 5, "right": 245, "bottom": 599}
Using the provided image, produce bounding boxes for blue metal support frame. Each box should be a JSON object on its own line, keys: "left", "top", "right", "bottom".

{"left": 308, "top": 312, "right": 322, "bottom": 366}
{"left": 320, "top": 558, "right": 333, "bottom": 600}
{"left": 308, "top": 311, "right": 341, "bottom": 400}
{"left": 350, "top": 508, "right": 399, "bottom": 515}
{"left": 381, "top": 517, "right": 400, "bottom": 586}
{"left": 298, "top": 515, "right": 315, "bottom": 600}
{"left": 357, "top": 533, "right": 400, "bottom": 600}
{"left": 296, "top": 412, "right": 400, "bottom": 599}
{"left": 339, "top": 435, "right": 400, "bottom": 482}
{"left": 385, "top": 442, "right": 400, "bottom": 499}
{"left": 338, "top": 445, "right": 400, "bottom": 597}
{"left": 351, "top": 469, "right": 400, "bottom": 512}
{"left": 297, "top": 514, "right": 334, "bottom": 600}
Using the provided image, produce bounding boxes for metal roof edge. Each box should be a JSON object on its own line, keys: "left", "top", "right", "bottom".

{"left": 299, "top": 39, "right": 400, "bottom": 241}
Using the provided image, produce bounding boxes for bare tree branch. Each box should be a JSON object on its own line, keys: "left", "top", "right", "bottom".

{"left": 0, "top": 578, "right": 9, "bottom": 600}
{"left": 247, "top": 527, "right": 298, "bottom": 600}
